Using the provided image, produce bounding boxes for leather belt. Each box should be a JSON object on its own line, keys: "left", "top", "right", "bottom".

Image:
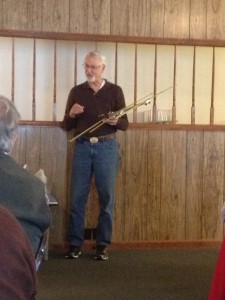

{"left": 77, "top": 133, "right": 116, "bottom": 144}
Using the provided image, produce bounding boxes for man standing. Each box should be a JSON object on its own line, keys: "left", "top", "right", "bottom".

{"left": 62, "top": 51, "right": 129, "bottom": 260}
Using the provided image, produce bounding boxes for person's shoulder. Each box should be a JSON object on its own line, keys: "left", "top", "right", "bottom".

{"left": 69, "top": 82, "right": 89, "bottom": 96}
{"left": 0, "top": 155, "right": 44, "bottom": 190}
{"left": 0, "top": 152, "right": 18, "bottom": 170}
{"left": 72, "top": 82, "right": 88, "bottom": 90}
{"left": 105, "top": 80, "right": 122, "bottom": 90}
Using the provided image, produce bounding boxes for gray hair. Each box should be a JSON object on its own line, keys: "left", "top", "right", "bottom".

{"left": 0, "top": 95, "right": 20, "bottom": 153}
{"left": 84, "top": 51, "right": 106, "bottom": 65}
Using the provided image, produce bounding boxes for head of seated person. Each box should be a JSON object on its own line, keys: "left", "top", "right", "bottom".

{"left": 0, "top": 94, "right": 20, "bottom": 154}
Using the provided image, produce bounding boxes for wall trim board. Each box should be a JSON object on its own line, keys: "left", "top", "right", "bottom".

{"left": 0, "top": 29, "right": 225, "bottom": 47}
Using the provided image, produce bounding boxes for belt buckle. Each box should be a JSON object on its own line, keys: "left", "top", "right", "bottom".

{"left": 90, "top": 137, "right": 98, "bottom": 143}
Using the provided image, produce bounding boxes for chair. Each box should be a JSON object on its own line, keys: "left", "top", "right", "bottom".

{"left": 35, "top": 231, "right": 48, "bottom": 271}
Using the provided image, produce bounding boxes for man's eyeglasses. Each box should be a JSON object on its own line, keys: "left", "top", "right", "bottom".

{"left": 83, "top": 63, "right": 102, "bottom": 70}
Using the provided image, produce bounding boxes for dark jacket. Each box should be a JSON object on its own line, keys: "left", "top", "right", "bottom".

{"left": 0, "top": 151, "right": 51, "bottom": 255}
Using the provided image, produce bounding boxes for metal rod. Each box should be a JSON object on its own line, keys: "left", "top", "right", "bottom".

{"left": 210, "top": 47, "right": 215, "bottom": 125}
{"left": 152, "top": 45, "right": 157, "bottom": 122}
{"left": 191, "top": 46, "right": 196, "bottom": 124}
{"left": 32, "top": 39, "right": 36, "bottom": 121}
{"left": 69, "top": 95, "right": 153, "bottom": 142}
{"left": 11, "top": 38, "right": 15, "bottom": 102}
{"left": 172, "top": 45, "right": 176, "bottom": 124}
{"left": 69, "top": 85, "right": 174, "bottom": 143}
{"left": 69, "top": 119, "right": 104, "bottom": 141}
{"left": 133, "top": 44, "right": 138, "bottom": 122}
{"left": 53, "top": 40, "right": 57, "bottom": 121}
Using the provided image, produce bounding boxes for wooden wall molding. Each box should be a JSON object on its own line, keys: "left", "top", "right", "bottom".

{"left": 1, "top": 29, "right": 225, "bottom": 47}
{"left": 18, "top": 121, "right": 225, "bottom": 132}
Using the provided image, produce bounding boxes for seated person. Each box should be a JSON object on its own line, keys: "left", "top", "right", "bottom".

{"left": 208, "top": 237, "right": 225, "bottom": 300}
{"left": 0, "top": 205, "right": 37, "bottom": 299}
{"left": 208, "top": 202, "right": 225, "bottom": 300}
{"left": 0, "top": 95, "right": 51, "bottom": 256}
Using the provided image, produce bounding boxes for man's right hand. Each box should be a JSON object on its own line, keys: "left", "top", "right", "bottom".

{"left": 69, "top": 103, "right": 84, "bottom": 118}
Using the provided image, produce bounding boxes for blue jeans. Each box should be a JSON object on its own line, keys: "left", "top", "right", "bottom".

{"left": 68, "top": 138, "right": 120, "bottom": 247}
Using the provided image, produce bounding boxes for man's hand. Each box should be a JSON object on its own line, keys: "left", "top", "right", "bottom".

{"left": 69, "top": 103, "right": 84, "bottom": 118}
{"left": 106, "top": 115, "right": 118, "bottom": 126}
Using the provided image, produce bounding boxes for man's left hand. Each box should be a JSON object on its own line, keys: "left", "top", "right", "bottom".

{"left": 106, "top": 116, "right": 118, "bottom": 126}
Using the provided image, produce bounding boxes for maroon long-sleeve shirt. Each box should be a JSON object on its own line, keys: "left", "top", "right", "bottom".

{"left": 61, "top": 80, "right": 129, "bottom": 137}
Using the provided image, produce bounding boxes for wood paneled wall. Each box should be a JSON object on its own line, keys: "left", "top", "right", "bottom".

{"left": 3, "top": 0, "right": 225, "bottom": 247}
{"left": 11, "top": 125, "right": 68, "bottom": 247}
{"left": 0, "top": 0, "right": 225, "bottom": 40}
{"left": 11, "top": 125, "right": 224, "bottom": 248}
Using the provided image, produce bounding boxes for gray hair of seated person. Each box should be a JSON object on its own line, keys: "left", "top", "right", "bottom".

{"left": 0, "top": 95, "right": 20, "bottom": 153}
